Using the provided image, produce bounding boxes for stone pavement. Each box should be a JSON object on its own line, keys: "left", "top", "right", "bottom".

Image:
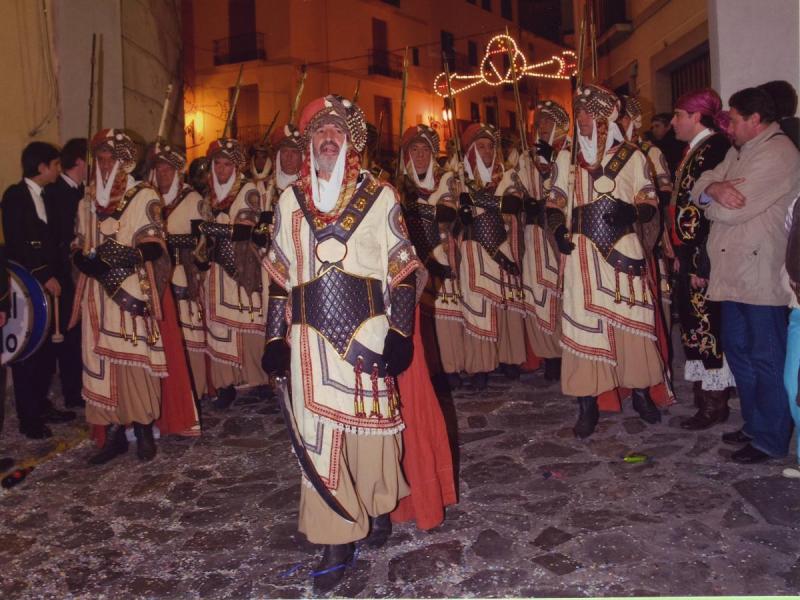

{"left": 1, "top": 362, "right": 800, "bottom": 599}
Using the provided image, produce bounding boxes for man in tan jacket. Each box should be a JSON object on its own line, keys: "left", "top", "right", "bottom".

{"left": 692, "top": 86, "right": 800, "bottom": 464}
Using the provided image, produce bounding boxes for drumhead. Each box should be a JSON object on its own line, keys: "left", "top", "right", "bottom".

{"left": 1, "top": 261, "right": 51, "bottom": 365}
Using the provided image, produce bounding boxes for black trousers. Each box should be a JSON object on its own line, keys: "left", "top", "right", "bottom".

{"left": 48, "top": 324, "right": 83, "bottom": 406}
{"left": 11, "top": 337, "right": 53, "bottom": 432}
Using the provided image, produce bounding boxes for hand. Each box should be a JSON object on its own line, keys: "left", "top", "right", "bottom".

{"left": 524, "top": 196, "right": 542, "bottom": 222}
{"left": 706, "top": 178, "right": 746, "bottom": 209}
{"left": 138, "top": 242, "right": 163, "bottom": 262}
{"left": 73, "top": 252, "right": 110, "bottom": 278}
{"left": 535, "top": 140, "right": 554, "bottom": 162}
{"left": 0, "top": 312, "right": 7, "bottom": 328}
{"left": 44, "top": 277, "right": 61, "bottom": 297}
{"left": 458, "top": 204, "right": 474, "bottom": 226}
{"left": 382, "top": 329, "right": 413, "bottom": 376}
{"left": 426, "top": 259, "right": 453, "bottom": 280}
{"left": 603, "top": 200, "right": 637, "bottom": 227}
{"left": 262, "top": 338, "right": 291, "bottom": 376}
{"left": 690, "top": 274, "right": 708, "bottom": 289}
{"left": 554, "top": 224, "right": 575, "bottom": 255}
{"left": 190, "top": 219, "right": 205, "bottom": 237}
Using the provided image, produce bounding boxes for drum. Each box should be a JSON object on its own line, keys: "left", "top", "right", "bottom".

{"left": 0, "top": 261, "right": 52, "bottom": 365}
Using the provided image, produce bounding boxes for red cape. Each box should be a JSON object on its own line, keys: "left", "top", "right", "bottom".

{"left": 391, "top": 308, "right": 458, "bottom": 530}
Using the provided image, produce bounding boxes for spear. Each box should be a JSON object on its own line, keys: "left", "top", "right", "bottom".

{"left": 503, "top": 28, "right": 529, "bottom": 155}
{"left": 84, "top": 33, "right": 97, "bottom": 255}
{"left": 394, "top": 47, "right": 409, "bottom": 184}
{"left": 222, "top": 64, "right": 244, "bottom": 138}
{"left": 155, "top": 83, "right": 174, "bottom": 148}
{"left": 260, "top": 109, "right": 281, "bottom": 146}
{"left": 352, "top": 80, "right": 361, "bottom": 104}
{"left": 289, "top": 64, "right": 307, "bottom": 125}
{"left": 441, "top": 52, "right": 463, "bottom": 166}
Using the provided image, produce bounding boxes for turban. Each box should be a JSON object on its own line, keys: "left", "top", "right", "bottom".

{"left": 401, "top": 124, "right": 440, "bottom": 154}
{"left": 574, "top": 84, "right": 620, "bottom": 122}
{"left": 535, "top": 99, "right": 570, "bottom": 131}
{"left": 207, "top": 137, "right": 247, "bottom": 172}
{"left": 675, "top": 88, "right": 730, "bottom": 131}
{"left": 90, "top": 129, "right": 138, "bottom": 173}
{"left": 270, "top": 123, "right": 303, "bottom": 151}
{"left": 460, "top": 122, "right": 499, "bottom": 151}
{"left": 153, "top": 144, "right": 186, "bottom": 172}
{"left": 298, "top": 95, "right": 368, "bottom": 153}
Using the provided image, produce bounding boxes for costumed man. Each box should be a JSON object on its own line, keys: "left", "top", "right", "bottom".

{"left": 247, "top": 137, "right": 273, "bottom": 211}
{"left": 196, "top": 137, "right": 271, "bottom": 409}
{"left": 547, "top": 84, "right": 665, "bottom": 438}
{"left": 71, "top": 129, "right": 199, "bottom": 464}
{"left": 267, "top": 123, "right": 304, "bottom": 200}
{"left": 668, "top": 89, "right": 735, "bottom": 429}
{"left": 399, "top": 124, "right": 464, "bottom": 389}
{"left": 619, "top": 95, "right": 675, "bottom": 330}
{"left": 262, "top": 95, "right": 424, "bottom": 593}
{"left": 458, "top": 123, "right": 526, "bottom": 389}
{"left": 152, "top": 145, "right": 208, "bottom": 399}
{"left": 520, "top": 100, "right": 570, "bottom": 381}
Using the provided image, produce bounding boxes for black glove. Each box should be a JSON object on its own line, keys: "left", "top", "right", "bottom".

{"left": 73, "top": 252, "right": 110, "bottom": 278}
{"left": 190, "top": 219, "right": 205, "bottom": 237}
{"left": 251, "top": 212, "right": 271, "bottom": 248}
{"left": 262, "top": 338, "right": 291, "bottom": 376}
{"left": 138, "top": 242, "right": 163, "bottom": 262}
{"left": 196, "top": 260, "right": 211, "bottom": 272}
{"left": 535, "top": 140, "right": 554, "bottom": 162}
{"left": 603, "top": 200, "right": 637, "bottom": 228}
{"left": 382, "top": 329, "right": 414, "bottom": 376}
{"left": 636, "top": 203, "right": 657, "bottom": 224}
{"left": 258, "top": 211, "right": 274, "bottom": 226}
{"left": 524, "top": 196, "right": 542, "bottom": 222}
{"left": 500, "top": 195, "right": 523, "bottom": 215}
{"left": 554, "top": 224, "right": 575, "bottom": 255}
{"left": 426, "top": 259, "right": 453, "bottom": 280}
{"left": 231, "top": 224, "right": 253, "bottom": 242}
{"left": 459, "top": 204, "right": 474, "bottom": 226}
{"left": 493, "top": 252, "right": 520, "bottom": 277}
{"left": 435, "top": 203, "right": 457, "bottom": 224}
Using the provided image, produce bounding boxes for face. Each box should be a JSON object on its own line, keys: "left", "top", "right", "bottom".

{"left": 537, "top": 116, "right": 555, "bottom": 141}
{"left": 474, "top": 137, "right": 495, "bottom": 168}
{"left": 670, "top": 109, "right": 698, "bottom": 142}
{"left": 408, "top": 141, "right": 432, "bottom": 174}
{"left": 38, "top": 158, "right": 61, "bottom": 184}
{"left": 312, "top": 122, "right": 347, "bottom": 174}
{"left": 576, "top": 108, "right": 594, "bottom": 137}
{"left": 279, "top": 146, "right": 302, "bottom": 175}
{"left": 650, "top": 120, "right": 669, "bottom": 141}
{"left": 619, "top": 114, "right": 632, "bottom": 137}
{"left": 95, "top": 149, "right": 116, "bottom": 180}
{"left": 253, "top": 150, "right": 268, "bottom": 171}
{"left": 154, "top": 161, "right": 177, "bottom": 193}
{"left": 213, "top": 156, "right": 236, "bottom": 184}
{"left": 727, "top": 107, "right": 761, "bottom": 147}
{"left": 73, "top": 158, "right": 87, "bottom": 183}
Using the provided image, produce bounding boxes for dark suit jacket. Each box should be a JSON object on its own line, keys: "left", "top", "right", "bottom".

{"left": 1, "top": 181, "right": 58, "bottom": 286}
{"left": 44, "top": 176, "right": 82, "bottom": 288}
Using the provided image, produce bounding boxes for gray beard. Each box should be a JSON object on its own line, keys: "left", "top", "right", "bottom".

{"left": 315, "top": 152, "right": 337, "bottom": 175}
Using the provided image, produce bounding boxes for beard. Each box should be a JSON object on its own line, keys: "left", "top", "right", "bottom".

{"left": 314, "top": 141, "right": 341, "bottom": 173}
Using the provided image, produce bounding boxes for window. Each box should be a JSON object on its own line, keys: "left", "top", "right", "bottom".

{"left": 501, "top": 0, "right": 512, "bottom": 20}
{"left": 470, "top": 102, "right": 480, "bottom": 122}
{"left": 441, "top": 30, "right": 455, "bottom": 69}
{"left": 670, "top": 50, "right": 711, "bottom": 107}
{"left": 412, "top": 47, "right": 420, "bottom": 66}
{"left": 485, "top": 104, "right": 498, "bottom": 127}
{"left": 481, "top": 0, "right": 491, "bottom": 12}
{"left": 468, "top": 41, "right": 478, "bottom": 67}
{"left": 229, "top": 83, "right": 259, "bottom": 140}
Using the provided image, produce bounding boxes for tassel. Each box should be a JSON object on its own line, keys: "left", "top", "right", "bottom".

{"left": 237, "top": 286, "right": 244, "bottom": 312}
{"left": 499, "top": 270, "right": 507, "bottom": 305}
{"left": 614, "top": 267, "right": 622, "bottom": 304}
{"left": 627, "top": 268, "right": 636, "bottom": 306}
{"left": 353, "top": 357, "right": 366, "bottom": 417}
{"left": 131, "top": 316, "right": 139, "bottom": 347}
{"left": 120, "top": 307, "right": 128, "bottom": 341}
{"left": 385, "top": 375, "right": 398, "bottom": 418}
{"left": 641, "top": 271, "right": 649, "bottom": 305}
{"left": 370, "top": 364, "right": 382, "bottom": 419}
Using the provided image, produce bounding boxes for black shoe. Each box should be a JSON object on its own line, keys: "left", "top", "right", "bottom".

{"left": 133, "top": 422, "right": 157, "bottom": 461}
{"left": 446, "top": 372, "right": 462, "bottom": 391}
{"left": 312, "top": 543, "right": 355, "bottom": 595}
{"left": 42, "top": 408, "right": 77, "bottom": 423}
{"left": 470, "top": 372, "right": 488, "bottom": 391}
{"left": 365, "top": 513, "right": 392, "bottom": 549}
{"left": 212, "top": 385, "right": 237, "bottom": 410}
{"left": 20, "top": 424, "right": 53, "bottom": 439}
{"left": 543, "top": 358, "right": 562, "bottom": 382}
{"left": 500, "top": 363, "right": 521, "bottom": 380}
{"left": 573, "top": 396, "right": 598, "bottom": 439}
{"left": 631, "top": 388, "right": 661, "bottom": 424}
{"left": 731, "top": 443, "right": 772, "bottom": 464}
{"left": 88, "top": 425, "right": 128, "bottom": 465}
{"left": 722, "top": 429, "right": 752, "bottom": 445}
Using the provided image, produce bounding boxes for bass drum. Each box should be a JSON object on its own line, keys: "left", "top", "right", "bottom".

{"left": 0, "top": 261, "right": 52, "bottom": 365}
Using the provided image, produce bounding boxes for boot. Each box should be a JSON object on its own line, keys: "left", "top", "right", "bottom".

{"left": 500, "top": 363, "right": 521, "bottom": 380}
{"left": 680, "top": 388, "right": 730, "bottom": 430}
{"left": 88, "top": 424, "right": 128, "bottom": 465}
{"left": 212, "top": 384, "right": 236, "bottom": 410}
{"left": 312, "top": 543, "right": 355, "bottom": 594}
{"left": 573, "top": 396, "right": 599, "bottom": 438}
{"left": 133, "top": 422, "right": 157, "bottom": 461}
{"left": 543, "top": 358, "right": 562, "bottom": 382}
{"left": 632, "top": 388, "right": 662, "bottom": 424}
{"left": 470, "top": 372, "right": 488, "bottom": 390}
{"left": 365, "top": 513, "right": 392, "bottom": 549}
{"left": 692, "top": 381, "right": 703, "bottom": 409}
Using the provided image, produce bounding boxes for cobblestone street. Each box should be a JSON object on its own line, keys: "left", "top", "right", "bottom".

{"left": 2, "top": 353, "right": 800, "bottom": 598}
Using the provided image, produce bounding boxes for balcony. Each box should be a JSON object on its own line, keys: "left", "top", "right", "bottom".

{"left": 442, "top": 51, "right": 472, "bottom": 73}
{"left": 368, "top": 49, "right": 404, "bottom": 79}
{"left": 213, "top": 32, "right": 266, "bottom": 66}
{"left": 230, "top": 123, "right": 271, "bottom": 149}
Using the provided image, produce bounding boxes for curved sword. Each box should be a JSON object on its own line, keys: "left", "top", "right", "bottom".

{"left": 274, "top": 376, "right": 356, "bottom": 523}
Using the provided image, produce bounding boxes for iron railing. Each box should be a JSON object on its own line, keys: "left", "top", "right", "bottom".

{"left": 213, "top": 32, "right": 266, "bottom": 66}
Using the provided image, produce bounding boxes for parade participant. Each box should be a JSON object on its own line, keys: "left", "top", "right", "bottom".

{"left": 458, "top": 122, "right": 526, "bottom": 389}
{"left": 668, "top": 89, "right": 735, "bottom": 429}
{"left": 195, "top": 136, "right": 271, "bottom": 409}
{"left": 2, "top": 142, "right": 69, "bottom": 439}
{"left": 153, "top": 145, "right": 208, "bottom": 399}
{"left": 262, "top": 95, "right": 424, "bottom": 593}
{"left": 399, "top": 124, "right": 463, "bottom": 388}
{"left": 70, "top": 129, "right": 199, "bottom": 463}
{"left": 547, "top": 84, "right": 664, "bottom": 438}
{"left": 269, "top": 123, "right": 304, "bottom": 195}
{"left": 521, "top": 100, "right": 570, "bottom": 381}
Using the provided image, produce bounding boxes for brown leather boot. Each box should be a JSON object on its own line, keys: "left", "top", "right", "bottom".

{"left": 680, "top": 388, "right": 730, "bottom": 430}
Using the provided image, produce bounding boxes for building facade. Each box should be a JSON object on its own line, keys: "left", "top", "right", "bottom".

{"left": 184, "top": 0, "right": 575, "bottom": 163}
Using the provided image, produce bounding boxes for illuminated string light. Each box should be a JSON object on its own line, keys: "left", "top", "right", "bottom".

{"left": 433, "top": 34, "right": 577, "bottom": 97}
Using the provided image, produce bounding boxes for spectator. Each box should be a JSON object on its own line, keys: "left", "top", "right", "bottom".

{"left": 692, "top": 87, "right": 800, "bottom": 463}
{"left": 650, "top": 112, "right": 686, "bottom": 177}
{"left": 758, "top": 80, "right": 799, "bottom": 149}
{"left": 781, "top": 193, "right": 800, "bottom": 477}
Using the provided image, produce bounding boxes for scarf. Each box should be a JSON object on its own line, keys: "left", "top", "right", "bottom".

{"left": 310, "top": 139, "right": 348, "bottom": 213}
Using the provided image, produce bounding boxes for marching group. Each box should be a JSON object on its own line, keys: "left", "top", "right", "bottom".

{"left": 1, "top": 79, "right": 800, "bottom": 591}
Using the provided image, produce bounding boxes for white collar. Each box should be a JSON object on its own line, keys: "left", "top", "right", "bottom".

{"left": 161, "top": 172, "right": 180, "bottom": 205}
{"left": 24, "top": 177, "right": 43, "bottom": 197}
{"left": 688, "top": 127, "right": 714, "bottom": 151}
{"left": 578, "top": 120, "right": 625, "bottom": 165}
{"left": 463, "top": 142, "right": 495, "bottom": 185}
{"left": 212, "top": 170, "right": 237, "bottom": 204}
{"left": 61, "top": 173, "right": 80, "bottom": 189}
{"left": 310, "top": 139, "right": 347, "bottom": 213}
{"left": 275, "top": 148, "right": 299, "bottom": 191}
